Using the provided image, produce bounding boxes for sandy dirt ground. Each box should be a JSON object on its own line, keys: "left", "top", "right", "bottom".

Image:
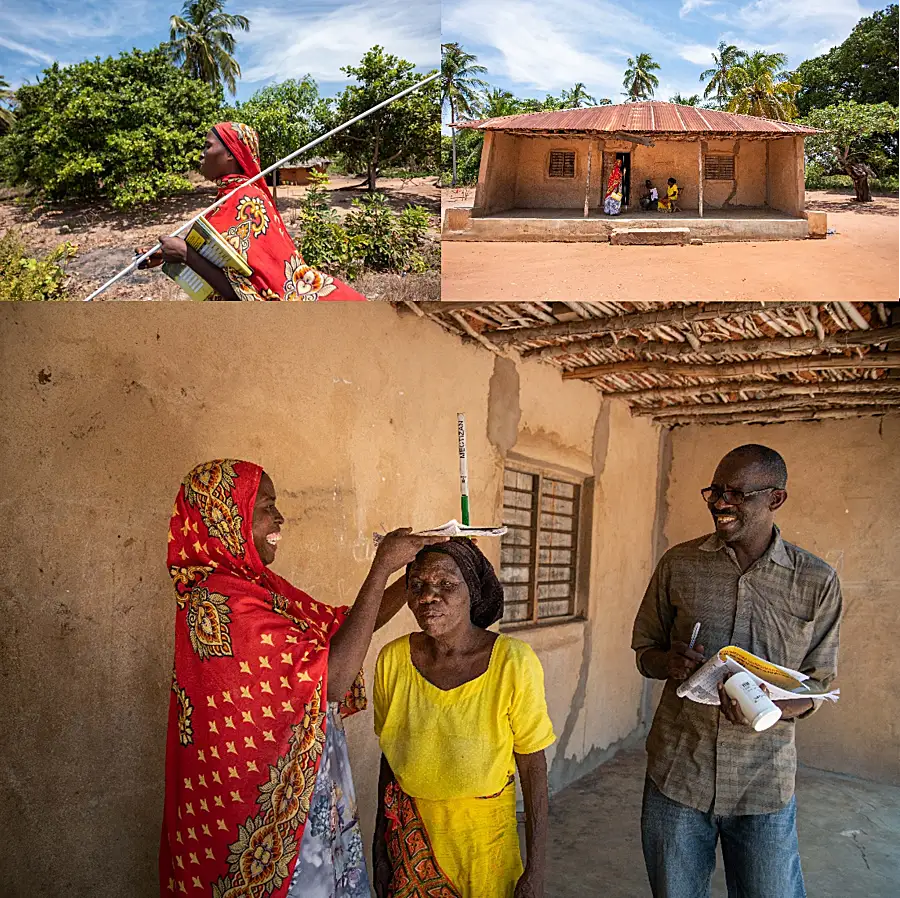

{"left": 0, "top": 175, "right": 440, "bottom": 302}
{"left": 440, "top": 190, "right": 899, "bottom": 301}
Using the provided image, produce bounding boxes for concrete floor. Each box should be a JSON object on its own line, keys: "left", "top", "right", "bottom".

{"left": 483, "top": 207, "right": 803, "bottom": 222}
{"left": 539, "top": 748, "right": 900, "bottom": 898}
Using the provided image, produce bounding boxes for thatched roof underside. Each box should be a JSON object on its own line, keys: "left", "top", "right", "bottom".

{"left": 402, "top": 301, "right": 900, "bottom": 427}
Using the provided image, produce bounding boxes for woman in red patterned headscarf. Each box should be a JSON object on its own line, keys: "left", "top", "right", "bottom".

{"left": 144, "top": 123, "right": 364, "bottom": 301}
{"left": 160, "top": 459, "right": 440, "bottom": 897}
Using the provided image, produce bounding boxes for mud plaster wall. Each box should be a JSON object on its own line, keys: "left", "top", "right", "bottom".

{"left": 767, "top": 136, "right": 805, "bottom": 216}
{"left": 474, "top": 131, "right": 521, "bottom": 214}
{"left": 701, "top": 139, "right": 767, "bottom": 208}
{"left": 491, "top": 361, "right": 662, "bottom": 791}
{"left": 663, "top": 418, "right": 900, "bottom": 784}
{"left": 0, "top": 305, "right": 660, "bottom": 897}
{"left": 512, "top": 136, "right": 600, "bottom": 210}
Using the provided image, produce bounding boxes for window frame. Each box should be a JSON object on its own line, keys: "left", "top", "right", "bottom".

{"left": 547, "top": 149, "right": 577, "bottom": 179}
{"left": 499, "top": 461, "right": 588, "bottom": 629}
{"left": 704, "top": 154, "right": 736, "bottom": 181}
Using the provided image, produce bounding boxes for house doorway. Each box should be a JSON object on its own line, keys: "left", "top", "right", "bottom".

{"left": 616, "top": 152, "right": 632, "bottom": 209}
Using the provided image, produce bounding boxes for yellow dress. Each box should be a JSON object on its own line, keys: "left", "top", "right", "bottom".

{"left": 374, "top": 633, "right": 556, "bottom": 898}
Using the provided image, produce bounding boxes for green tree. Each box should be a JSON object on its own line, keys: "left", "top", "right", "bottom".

{"left": 169, "top": 0, "right": 249, "bottom": 97}
{"left": 801, "top": 101, "right": 899, "bottom": 200}
{"left": 726, "top": 51, "right": 800, "bottom": 120}
{"left": 0, "top": 76, "right": 15, "bottom": 133}
{"left": 441, "top": 43, "right": 488, "bottom": 186}
{"left": 230, "top": 77, "right": 320, "bottom": 170}
{"left": 623, "top": 53, "right": 660, "bottom": 101}
{"left": 670, "top": 92, "right": 701, "bottom": 106}
{"left": 479, "top": 88, "right": 522, "bottom": 119}
{"left": 700, "top": 42, "right": 747, "bottom": 108}
{"left": 796, "top": 5, "right": 898, "bottom": 115}
{"left": 560, "top": 83, "right": 601, "bottom": 107}
{"left": 325, "top": 46, "right": 439, "bottom": 191}
{"left": 0, "top": 47, "right": 221, "bottom": 208}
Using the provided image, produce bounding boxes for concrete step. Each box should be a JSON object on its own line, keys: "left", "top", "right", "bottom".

{"left": 610, "top": 227, "right": 690, "bottom": 246}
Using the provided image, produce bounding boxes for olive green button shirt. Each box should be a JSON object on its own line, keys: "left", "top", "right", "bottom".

{"left": 632, "top": 527, "right": 842, "bottom": 816}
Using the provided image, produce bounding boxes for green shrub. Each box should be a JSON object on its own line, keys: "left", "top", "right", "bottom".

{"left": 2, "top": 46, "right": 221, "bottom": 209}
{"left": 0, "top": 230, "right": 76, "bottom": 301}
{"left": 344, "top": 193, "right": 429, "bottom": 274}
{"left": 297, "top": 173, "right": 432, "bottom": 278}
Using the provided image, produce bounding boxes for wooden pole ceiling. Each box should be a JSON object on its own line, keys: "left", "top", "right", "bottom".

{"left": 487, "top": 302, "right": 815, "bottom": 345}
{"left": 562, "top": 352, "right": 900, "bottom": 381}
{"left": 602, "top": 376, "right": 900, "bottom": 403}
{"left": 633, "top": 393, "right": 900, "bottom": 418}
{"left": 655, "top": 406, "right": 900, "bottom": 427}
{"left": 524, "top": 325, "right": 900, "bottom": 362}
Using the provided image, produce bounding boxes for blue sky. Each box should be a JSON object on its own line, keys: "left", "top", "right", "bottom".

{"left": 0, "top": 0, "right": 439, "bottom": 101}
{"left": 441, "top": 0, "right": 879, "bottom": 105}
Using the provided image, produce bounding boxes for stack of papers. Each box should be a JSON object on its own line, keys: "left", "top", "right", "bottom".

{"left": 676, "top": 646, "right": 840, "bottom": 706}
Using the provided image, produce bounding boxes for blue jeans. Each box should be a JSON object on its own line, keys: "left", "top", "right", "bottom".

{"left": 641, "top": 777, "right": 806, "bottom": 898}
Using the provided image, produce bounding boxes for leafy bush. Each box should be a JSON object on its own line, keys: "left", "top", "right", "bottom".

{"left": 297, "top": 173, "right": 354, "bottom": 274}
{"left": 0, "top": 230, "right": 76, "bottom": 301}
{"left": 1, "top": 46, "right": 221, "bottom": 209}
{"left": 297, "top": 173, "right": 432, "bottom": 278}
{"left": 344, "top": 193, "right": 429, "bottom": 273}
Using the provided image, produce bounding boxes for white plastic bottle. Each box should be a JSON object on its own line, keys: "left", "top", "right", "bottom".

{"left": 724, "top": 671, "right": 783, "bottom": 731}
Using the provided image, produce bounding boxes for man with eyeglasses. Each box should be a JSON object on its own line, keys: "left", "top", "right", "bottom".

{"left": 631, "top": 443, "right": 842, "bottom": 898}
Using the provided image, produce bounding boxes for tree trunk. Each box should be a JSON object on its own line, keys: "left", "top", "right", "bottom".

{"left": 451, "top": 98, "right": 458, "bottom": 188}
{"left": 368, "top": 136, "right": 380, "bottom": 192}
{"left": 846, "top": 161, "right": 872, "bottom": 202}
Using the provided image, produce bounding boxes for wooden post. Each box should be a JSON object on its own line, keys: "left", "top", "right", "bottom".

{"left": 697, "top": 140, "right": 704, "bottom": 218}
{"left": 583, "top": 140, "right": 593, "bottom": 218}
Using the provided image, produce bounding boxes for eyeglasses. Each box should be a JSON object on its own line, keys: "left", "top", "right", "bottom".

{"left": 701, "top": 486, "right": 777, "bottom": 506}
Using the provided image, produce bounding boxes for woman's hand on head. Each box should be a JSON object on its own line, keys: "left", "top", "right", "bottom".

{"left": 373, "top": 528, "right": 449, "bottom": 575}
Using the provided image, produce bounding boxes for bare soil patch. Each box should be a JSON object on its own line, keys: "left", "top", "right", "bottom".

{"left": 1, "top": 176, "right": 440, "bottom": 301}
{"left": 440, "top": 190, "right": 899, "bottom": 301}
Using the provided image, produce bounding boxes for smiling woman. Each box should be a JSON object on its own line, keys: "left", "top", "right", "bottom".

{"left": 161, "top": 458, "right": 441, "bottom": 897}
{"left": 139, "top": 122, "right": 365, "bottom": 301}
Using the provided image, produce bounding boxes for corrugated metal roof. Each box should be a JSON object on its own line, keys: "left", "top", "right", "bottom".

{"left": 456, "top": 102, "right": 819, "bottom": 135}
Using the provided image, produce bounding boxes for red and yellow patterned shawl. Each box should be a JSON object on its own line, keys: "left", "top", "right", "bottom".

{"left": 207, "top": 123, "right": 364, "bottom": 302}
{"left": 605, "top": 159, "right": 623, "bottom": 199}
{"left": 160, "top": 459, "right": 365, "bottom": 898}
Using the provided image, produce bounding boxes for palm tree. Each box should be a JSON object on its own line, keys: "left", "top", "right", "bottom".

{"left": 670, "top": 92, "right": 701, "bottom": 106}
{"left": 441, "top": 42, "right": 489, "bottom": 187}
{"left": 623, "top": 54, "right": 660, "bottom": 102}
{"left": 560, "top": 83, "right": 598, "bottom": 108}
{"left": 169, "top": 0, "right": 250, "bottom": 97}
{"left": 726, "top": 51, "right": 800, "bottom": 120}
{"left": 700, "top": 42, "right": 747, "bottom": 108}
{"left": 479, "top": 88, "right": 521, "bottom": 120}
{"left": 0, "top": 76, "right": 15, "bottom": 132}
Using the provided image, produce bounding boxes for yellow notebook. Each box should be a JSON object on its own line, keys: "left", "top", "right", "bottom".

{"left": 162, "top": 216, "right": 252, "bottom": 301}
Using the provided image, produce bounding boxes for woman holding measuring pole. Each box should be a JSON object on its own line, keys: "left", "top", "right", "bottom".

{"left": 136, "top": 122, "right": 364, "bottom": 301}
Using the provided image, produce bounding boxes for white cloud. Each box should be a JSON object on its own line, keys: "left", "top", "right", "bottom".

{"left": 443, "top": 0, "right": 665, "bottom": 97}
{"left": 680, "top": 0, "right": 716, "bottom": 18}
{"left": 238, "top": 0, "right": 439, "bottom": 85}
{"left": 0, "top": 35, "right": 56, "bottom": 65}
{"left": 678, "top": 43, "right": 716, "bottom": 65}
{"left": 0, "top": 0, "right": 158, "bottom": 46}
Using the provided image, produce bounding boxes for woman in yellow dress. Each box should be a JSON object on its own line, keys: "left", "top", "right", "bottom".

{"left": 658, "top": 177, "right": 680, "bottom": 212}
{"left": 372, "top": 538, "right": 555, "bottom": 898}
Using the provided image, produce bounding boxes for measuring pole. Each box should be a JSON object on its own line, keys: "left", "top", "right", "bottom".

{"left": 457, "top": 413, "right": 470, "bottom": 526}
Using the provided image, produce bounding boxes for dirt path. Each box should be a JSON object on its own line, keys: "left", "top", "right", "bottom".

{"left": 0, "top": 176, "right": 440, "bottom": 301}
{"left": 441, "top": 191, "right": 898, "bottom": 301}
